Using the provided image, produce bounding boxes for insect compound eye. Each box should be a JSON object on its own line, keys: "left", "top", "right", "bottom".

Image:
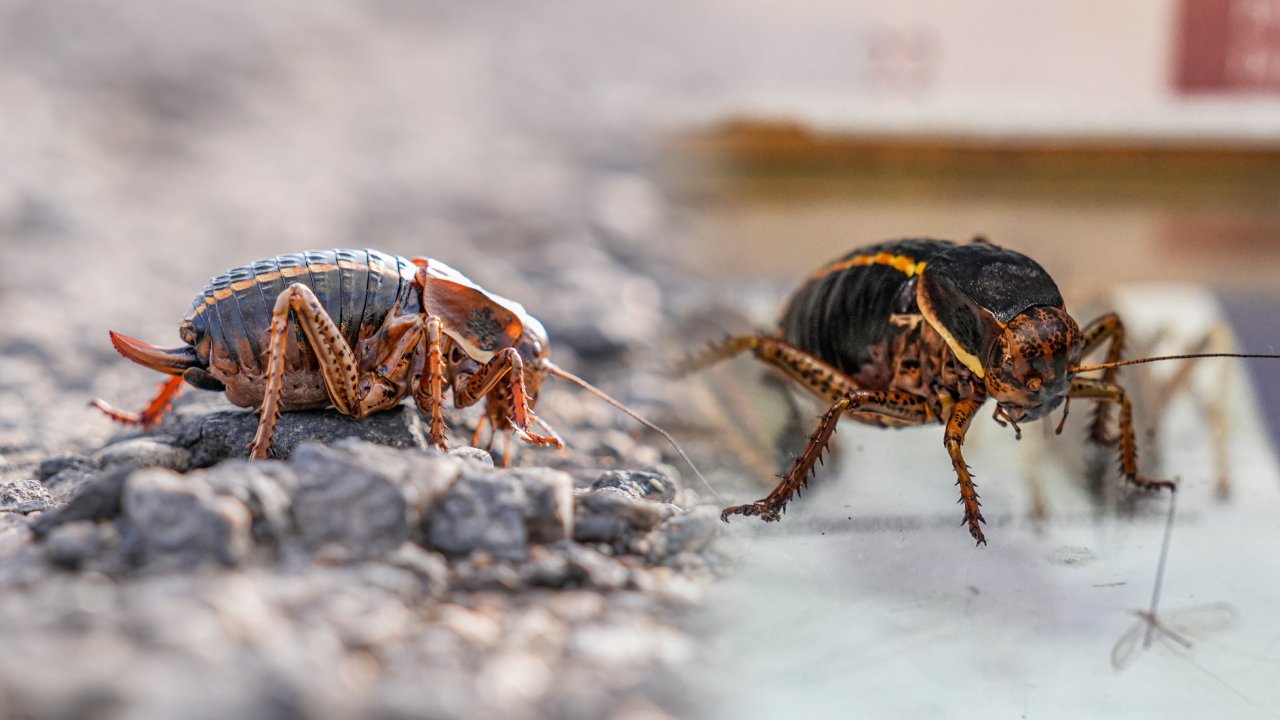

{"left": 450, "top": 346, "right": 464, "bottom": 363}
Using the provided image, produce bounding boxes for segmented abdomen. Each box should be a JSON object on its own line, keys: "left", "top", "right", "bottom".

{"left": 779, "top": 238, "right": 955, "bottom": 380}
{"left": 181, "top": 249, "right": 420, "bottom": 370}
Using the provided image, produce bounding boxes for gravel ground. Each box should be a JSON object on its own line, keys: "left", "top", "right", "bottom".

{"left": 0, "top": 3, "right": 740, "bottom": 718}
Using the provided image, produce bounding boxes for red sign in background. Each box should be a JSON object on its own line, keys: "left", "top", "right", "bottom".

{"left": 1177, "top": 0, "right": 1280, "bottom": 92}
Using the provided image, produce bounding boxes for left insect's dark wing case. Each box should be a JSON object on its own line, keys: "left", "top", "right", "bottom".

{"left": 916, "top": 242, "right": 1064, "bottom": 376}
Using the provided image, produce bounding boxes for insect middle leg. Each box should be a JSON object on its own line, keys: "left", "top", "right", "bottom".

{"left": 684, "top": 334, "right": 935, "bottom": 520}
{"left": 1068, "top": 377, "right": 1175, "bottom": 492}
{"left": 721, "top": 387, "right": 933, "bottom": 522}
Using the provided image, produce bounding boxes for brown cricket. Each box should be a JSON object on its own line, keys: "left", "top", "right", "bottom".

{"left": 93, "top": 249, "right": 705, "bottom": 479}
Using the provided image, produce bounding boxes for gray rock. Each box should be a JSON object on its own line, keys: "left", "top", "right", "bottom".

{"left": 31, "top": 465, "right": 133, "bottom": 538}
{"left": 561, "top": 543, "right": 630, "bottom": 591}
{"left": 591, "top": 469, "right": 678, "bottom": 503}
{"left": 93, "top": 436, "right": 193, "bottom": 473}
{"left": 34, "top": 454, "right": 94, "bottom": 482}
{"left": 644, "top": 507, "right": 719, "bottom": 560}
{"left": 573, "top": 486, "right": 676, "bottom": 544}
{"left": 172, "top": 405, "right": 430, "bottom": 468}
{"left": 199, "top": 461, "right": 297, "bottom": 545}
{"left": 122, "top": 468, "right": 252, "bottom": 569}
{"left": 0, "top": 477, "right": 54, "bottom": 513}
{"left": 426, "top": 471, "right": 529, "bottom": 560}
{"left": 448, "top": 446, "right": 495, "bottom": 467}
{"left": 288, "top": 442, "right": 460, "bottom": 559}
{"left": 39, "top": 464, "right": 100, "bottom": 503}
{"left": 42, "top": 520, "right": 115, "bottom": 570}
{"left": 511, "top": 468, "right": 574, "bottom": 544}
{"left": 382, "top": 542, "right": 452, "bottom": 594}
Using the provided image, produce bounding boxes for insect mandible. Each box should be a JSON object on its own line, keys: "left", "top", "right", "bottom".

{"left": 93, "top": 249, "right": 704, "bottom": 475}
{"left": 679, "top": 237, "right": 1277, "bottom": 545}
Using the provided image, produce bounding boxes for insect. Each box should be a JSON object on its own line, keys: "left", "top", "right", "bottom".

{"left": 679, "top": 237, "right": 1278, "bottom": 545}
{"left": 92, "top": 249, "right": 705, "bottom": 475}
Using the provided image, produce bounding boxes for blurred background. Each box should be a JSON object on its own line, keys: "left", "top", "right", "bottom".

{"left": 2, "top": 1, "right": 1280, "bottom": 718}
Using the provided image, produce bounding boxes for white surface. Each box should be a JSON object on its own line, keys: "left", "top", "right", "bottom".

{"left": 655, "top": 0, "right": 1280, "bottom": 142}
{"left": 702, "top": 288, "right": 1280, "bottom": 719}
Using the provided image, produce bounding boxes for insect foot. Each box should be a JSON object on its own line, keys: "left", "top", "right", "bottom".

{"left": 721, "top": 501, "right": 783, "bottom": 523}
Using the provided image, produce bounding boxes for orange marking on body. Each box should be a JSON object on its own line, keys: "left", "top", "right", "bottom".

{"left": 213, "top": 288, "right": 233, "bottom": 300}
{"left": 307, "top": 263, "right": 338, "bottom": 273}
{"left": 280, "top": 267, "right": 308, "bottom": 278}
{"left": 806, "top": 252, "right": 927, "bottom": 285}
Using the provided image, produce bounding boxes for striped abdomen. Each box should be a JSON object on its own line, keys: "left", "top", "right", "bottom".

{"left": 779, "top": 239, "right": 955, "bottom": 386}
{"left": 181, "top": 249, "right": 420, "bottom": 377}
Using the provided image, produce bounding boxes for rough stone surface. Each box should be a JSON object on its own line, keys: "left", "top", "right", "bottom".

{"left": 122, "top": 468, "right": 253, "bottom": 569}
{"left": 574, "top": 486, "right": 678, "bottom": 545}
{"left": 93, "top": 436, "right": 194, "bottom": 472}
{"left": 199, "top": 460, "right": 297, "bottom": 545}
{"left": 427, "top": 471, "right": 531, "bottom": 560}
{"left": 592, "top": 469, "right": 679, "bottom": 503}
{"left": 0, "top": 477, "right": 54, "bottom": 513}
{"left": 645, "top": 507, "right": 720, "bottom": 561}
{"left": 41, "top": 520, "right": 116, "bottom": 570}
{"left": 172, "top": 405, "right": 429, "bottom": 468}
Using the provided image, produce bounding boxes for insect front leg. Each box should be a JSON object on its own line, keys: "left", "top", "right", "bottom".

{"left": 722, "top": 388, "right": 933, "bottom": 523}
{"left": 250, "top": 284, "right": 365, "bottom": 460}
{"left": 452, "top": 348, "right": 563, "bottom": 452}
{"left": 1080, "top": 312, "right": 1126, "bottom": 445}
{"left": 944, "top": 397, "right": 987, "bottom": 545}
{"left": 1068, "top": 377, "right": 1176, "bottom": 492}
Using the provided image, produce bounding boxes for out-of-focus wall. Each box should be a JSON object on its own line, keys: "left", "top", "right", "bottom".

{"left": 680, "top": 0, "right": 1280, "bottom": 142}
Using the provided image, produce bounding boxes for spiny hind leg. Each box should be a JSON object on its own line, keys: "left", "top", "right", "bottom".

{"left": 722, "top": 388, "right": 932, "bottom": 522}
{"left": 1080, "top": 312, "right": 1125, "bottom": 445}
{"left": 90, "top": 375, "right": 185, "bottom": 430}
{"left": 250, "top": 284, "right": 364, "bottom": 460}
{"left": 1069, "top": 377, "right": 1175, "bottom": 492}
{"left": 673, "top": 334, "right": 763, "bottom": 376}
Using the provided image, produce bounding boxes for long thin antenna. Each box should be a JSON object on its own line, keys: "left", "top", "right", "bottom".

{"left": 1145, "top": 489, "right": 1179, "bottom": 649}
{"left": 542, "top": 360, "right": 723, "bottom": 503}
{"left": 1072, "top": 352, "right": 1280, "bottom": 375}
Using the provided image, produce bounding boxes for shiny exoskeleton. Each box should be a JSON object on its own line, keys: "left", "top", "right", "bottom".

{"left": 93, "top": 249, "right": 561, "bottom": 459}
{"left": 681, "top": 237, "right": 1170, "bottom": 545}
